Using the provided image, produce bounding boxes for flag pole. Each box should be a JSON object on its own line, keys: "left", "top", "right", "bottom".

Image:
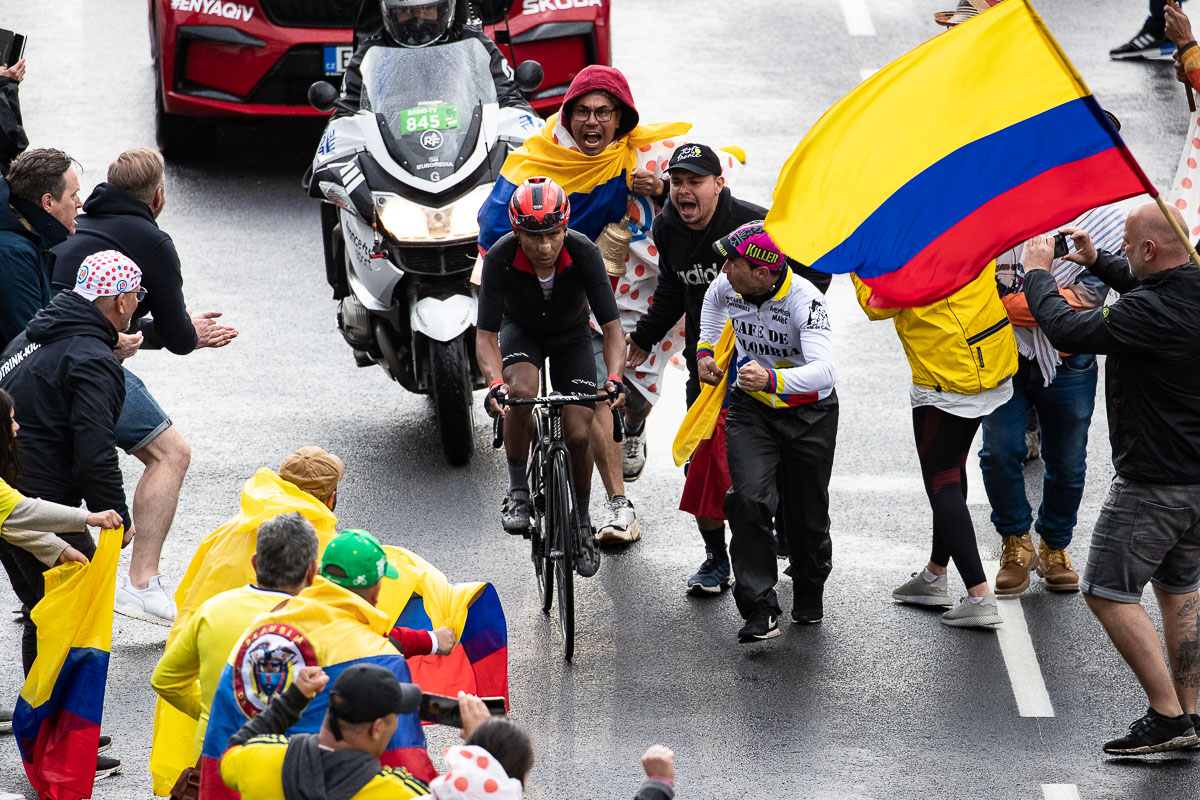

{"left": 1154, "top": 194, "right": 1200, "bottom": 266}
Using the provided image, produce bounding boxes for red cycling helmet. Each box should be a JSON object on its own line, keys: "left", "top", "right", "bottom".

{"left": 509, "top": 176, "right": 570, "bottom": 233}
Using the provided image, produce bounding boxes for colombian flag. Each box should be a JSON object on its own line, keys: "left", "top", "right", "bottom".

{"left": 149, "top": 469, "right": 340, "bottom": 795}
{"left": 14, "top": 528, "right": 120, "bottom": 800}
{"left": 765, "top": 0, "right": 1151, "bottom": 308}
{"left": 198, "top": 578, "right": 435, "bottom": 799}
{"left": 476, "top": 113, "right": 691, "bottom": 249}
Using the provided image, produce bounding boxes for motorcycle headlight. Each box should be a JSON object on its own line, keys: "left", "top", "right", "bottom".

{"left": 375, "top": 184, "right": 494, "bottom": 243}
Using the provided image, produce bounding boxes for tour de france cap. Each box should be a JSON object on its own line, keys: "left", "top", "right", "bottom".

{"left": 279, "top": 446, "right": 345, "bottom": 499}
{"left": 319, "top": 529, "right": 400, "bottom": 588}
{"left": 666, "top": 143, "right": 723, "bottom": 177}
{"left": 712, "top": 221, "right": 786, "bottom": 271}
{"left": 328, "top": 663, "right": 421, "bottom": 722}
{"left": 72, "top": 250, "right": 143, "bottom": 301}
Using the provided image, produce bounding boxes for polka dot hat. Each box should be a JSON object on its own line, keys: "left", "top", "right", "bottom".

{"left": 429, "top": 745, "right": 523, "bottom": 800}
{"left": 72, "top": 250, "right": 143, "bottom": 302}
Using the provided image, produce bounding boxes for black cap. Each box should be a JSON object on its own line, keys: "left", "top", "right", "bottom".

{"left": 667, "top": 143, "right": 722, "bottom": 177}
{"left": 328, "top": 664, "right": 421, "bottom": 723}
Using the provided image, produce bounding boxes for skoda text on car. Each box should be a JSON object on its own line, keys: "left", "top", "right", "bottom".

{"left": 149, "top": 0, "right": 611, "bottom": 156}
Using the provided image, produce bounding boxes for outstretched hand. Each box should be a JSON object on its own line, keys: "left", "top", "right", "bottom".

{"left": 641, "top": 745, "right": 675, "bottom": 782}
{"left": 293, "top": 666, "right": 329, "bottom": 698}
{"left": 458, "top": 692, "right": 492, "bottom": 740}
{"left": 193, "top": 312, "right": 238, "bottom": 348}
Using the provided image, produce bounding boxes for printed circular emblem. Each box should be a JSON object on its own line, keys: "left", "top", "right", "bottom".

{"left": 75, "top": 265, "right": 88, "bottom": 286}
{"left": 232, "top": 623, "right": 318, "bottom": 718}
{"left": 420, "top": 129, "right": 443, "bottom": 150}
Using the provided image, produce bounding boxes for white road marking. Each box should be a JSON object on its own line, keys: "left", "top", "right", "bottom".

{"left": 1042, "top": 785, "right": 1081, "bottom": 800}
{"left": 983, "top": 561, "right": 1055, "bottom": 717}
{"left": 840, "top": 0, "right": 876, "bottom": 36}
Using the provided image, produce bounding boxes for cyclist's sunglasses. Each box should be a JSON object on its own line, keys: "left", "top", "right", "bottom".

{"left": 515, "top": 211, "right": 565, "bottom": 231}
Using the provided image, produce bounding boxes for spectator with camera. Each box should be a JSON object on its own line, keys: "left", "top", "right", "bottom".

{"left": 0, "top": 56, "right": 27, "bottom": 173}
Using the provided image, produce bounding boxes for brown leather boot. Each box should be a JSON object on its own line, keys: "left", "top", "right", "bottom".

{"left": 995, "top": 533, "right": 1038, "bottom": 595}
{"left": 1036, "top": 540, "right": 1079, "bottom": 592}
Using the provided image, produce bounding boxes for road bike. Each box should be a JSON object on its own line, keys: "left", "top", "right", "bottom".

{"left": 493, "top": 384, "right": 623, "bottom": 661}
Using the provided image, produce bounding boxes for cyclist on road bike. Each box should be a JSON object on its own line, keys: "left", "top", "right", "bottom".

{"left": 476, "top": 177, "right": 627, "bottom": 578}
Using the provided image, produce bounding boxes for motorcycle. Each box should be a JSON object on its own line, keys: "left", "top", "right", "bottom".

{"left": 306, "top": 36, "right": 541, "bottom": 465}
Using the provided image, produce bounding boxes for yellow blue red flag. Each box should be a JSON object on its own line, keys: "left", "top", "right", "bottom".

{"left": 765, "top": 0, "right": 1151, "bottom": 307}
{"left": 14, "top": 528, "right": 120, "bottom": 800}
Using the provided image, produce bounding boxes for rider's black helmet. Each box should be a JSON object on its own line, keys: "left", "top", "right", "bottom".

{"left": 380, "top": 0, "right": 455, "bottom": 48}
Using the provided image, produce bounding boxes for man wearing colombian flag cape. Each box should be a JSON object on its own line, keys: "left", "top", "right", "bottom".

{"left": 477, "top": 65, "right": 691, "bottom": 544}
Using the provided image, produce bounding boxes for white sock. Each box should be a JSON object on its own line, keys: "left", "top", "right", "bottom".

{"left": 921, "top": 567, "right": 940, "bottom": 583}
{"left": 968, "top": 595, "right": 984, "bottom": 604}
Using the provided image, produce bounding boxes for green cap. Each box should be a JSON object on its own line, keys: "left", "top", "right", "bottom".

{"left": 320, "top": 529, "right": 400, "bottom": 588}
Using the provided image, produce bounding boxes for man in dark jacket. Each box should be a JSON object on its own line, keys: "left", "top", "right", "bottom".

{"left": 627, "top": 143, "right": 831, "bottom": 596}
{"left": 0, "top": 250, "right": 140, "bottom": 671}
{"left": 1024, "top": 202, "right": 1200, "bottom": 756}
{"left": 0, "top": 56, "right": 28, "bottom": 173}
{"left": 51, "top": 147, "right": 237, "bottom": 627}
{"left": 335, "top": 0, "right": 532, "bottom": 118}
{"left": 0, "top": 148, "right": 81, "bottom": 347}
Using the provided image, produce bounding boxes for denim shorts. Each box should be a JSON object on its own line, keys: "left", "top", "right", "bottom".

{"left": 1081, "top": 476, "right": 1200, "bottom": 603}
{"left": 116, "top": 368, "right": 171, "bottom": 454}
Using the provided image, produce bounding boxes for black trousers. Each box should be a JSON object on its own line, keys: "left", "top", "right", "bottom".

{"left": 0, "top": 530, "right": 96, "bottom": 675}
{"left": 724, "top": 390, "right": 838, "bottom": 619}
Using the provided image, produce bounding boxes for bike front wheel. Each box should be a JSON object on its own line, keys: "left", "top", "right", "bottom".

{"left": 548, "top": 447, "right": 576, "bottom": 661}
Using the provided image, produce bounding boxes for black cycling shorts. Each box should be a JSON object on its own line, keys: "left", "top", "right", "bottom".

{"left": 499, "top": 320, "right": 598, "bottom": 408}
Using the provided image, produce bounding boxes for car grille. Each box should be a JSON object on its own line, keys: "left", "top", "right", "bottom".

{"left": 256, "top": 0, "right": 359, "bottom": 28}
{"left": 394, "top": 242, "right": 477, "bottom": 277}
{"left": 246, "top": 45, "right": 343, "bottom": 105}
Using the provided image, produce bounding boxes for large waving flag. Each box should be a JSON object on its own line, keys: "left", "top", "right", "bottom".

{"left": 476, "top": 114, "right": 691, "bottom": 248}
{"left": 198, "top": 578, "right": 435, "bottom": 800}
{"left": 149, "top": 468, "right": 339, "bottom": 795}
{"left": 765, "top": 0, "right": 1151, "bottom": 308}
{"left": 14, "top": 528, "right": 120, "bottom": 800}
{"left": 380, "top": 545, "right": 508, "bottom": 707}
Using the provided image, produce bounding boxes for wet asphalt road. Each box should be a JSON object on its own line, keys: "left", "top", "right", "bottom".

{"left": 2, "top": 1, "right": 1199, "bottom": 798}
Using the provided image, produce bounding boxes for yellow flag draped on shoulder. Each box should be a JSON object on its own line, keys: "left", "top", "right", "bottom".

{"left": 672, "top": 321, "right": 735, "bottom": 466}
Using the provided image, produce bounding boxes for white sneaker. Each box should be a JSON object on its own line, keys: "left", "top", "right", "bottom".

{"left": 114, "top": 575, "right": 177, "bottom": 627}
{"left": 621, "top": 427, "right": 647, "bottom": 482}
{"left": 596, "top": 496, "right": 642, "bottom": 544}
{"left": 0, "top": 790, "right": 30, "bottom": 800}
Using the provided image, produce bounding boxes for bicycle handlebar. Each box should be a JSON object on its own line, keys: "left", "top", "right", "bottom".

{"left": 491, "top": 392, "right": 625, "bottom": 448}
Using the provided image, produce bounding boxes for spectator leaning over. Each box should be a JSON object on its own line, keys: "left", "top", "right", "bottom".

{"left": 854, "top": 262, "right": 1017, "bottom": 629}
{"left": 0, "top": 56, "right": 27, "bottom": 173}
{"left": 1024, "top": 203, "right": 1200, "bottom": 755}
{"left": 0, "top": 148, "right": 81, "bottom": 347}
{"left": 429, "top": 693, "right": 533, "bottom": 799}
{"left": 981, "top": 205, "right": 1126, "bottom": 596}
{"left": 150, "top": 512, "right": 321, "bottom": 763}
{"left": 50, "top": 147, "right": 238, "bottom": 626}
{"left": 696, "top": 223, "right": 838, "bottom": 642}
{"left": 0, "top": 250, "right": 141, "bottom": 777}
{"left": 220, "top": 664, "right": 431, "bottom": 799}
{"left": 630, "top": 143, "right": 831, "bottom": 591}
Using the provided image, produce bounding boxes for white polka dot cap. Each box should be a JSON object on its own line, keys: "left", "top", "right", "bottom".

{"left": 72, "top": 250, "right": 143, "bottom": 302}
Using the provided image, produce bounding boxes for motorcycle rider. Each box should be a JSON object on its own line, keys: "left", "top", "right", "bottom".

{"left": 336, "top": 0, "right": 533, "bottom": 117}
{"left": 476, "top": 177, "right": 627, "bottom": 579}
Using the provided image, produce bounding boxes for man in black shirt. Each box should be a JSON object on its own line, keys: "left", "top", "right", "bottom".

{"left": 476, "top": 177, "right": 625, "bottom": 578}
{"left": 52, "top": 148, "right": 238, "bottom": 627}
{"left": 1025, "top": 202, "right": 1200, "bottom": 755}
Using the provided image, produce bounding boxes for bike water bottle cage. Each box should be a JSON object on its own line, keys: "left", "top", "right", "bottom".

{"left": 509, "top": 176, "right": 571, "bottom": 232}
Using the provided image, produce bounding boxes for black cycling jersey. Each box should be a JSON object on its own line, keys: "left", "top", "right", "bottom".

{"left": 476, "top": 229, "right": 619, "bottom": 334}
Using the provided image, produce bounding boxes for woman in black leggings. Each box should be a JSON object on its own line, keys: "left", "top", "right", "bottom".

{"left": 853, "top": 268, "right": 1018, "bottom": 628}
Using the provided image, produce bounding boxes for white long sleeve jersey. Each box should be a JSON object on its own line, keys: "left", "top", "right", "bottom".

{"left": 697, "top": 269, "right": 836, "bottom": 409}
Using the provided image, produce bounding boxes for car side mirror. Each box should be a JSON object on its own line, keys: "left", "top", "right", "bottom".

{"left": 308, "top": 81, "right": 339, "bottom": 113}
{"left": 515, "top": 61, "right": 543, "bottom": 93}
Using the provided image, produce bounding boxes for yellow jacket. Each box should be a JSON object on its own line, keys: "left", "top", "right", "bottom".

{"left": 853, "top": 265, "right": 1017, "bottom": 394}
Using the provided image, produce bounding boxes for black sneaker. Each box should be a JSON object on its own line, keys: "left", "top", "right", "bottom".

{"left": 575, "top": 524, "right": 601, "bottom": 578}
{"left": 1102, "top": 708, "right": 1199, "bottom": 755}
{"left": 98, "top": 734, "right": 112, "bottom": 753}
{"left": 737, "top": 611, "right": 781, "bottom": 644}
{"left": 1189, "top": 714, "right": 1200, "bottom": 751}
{"left": 96, "top": 754, "right": 123, "bottom": 779}
{"left": 791, "top": 602, "right": 823, "bottom": 625}
{"left": 1109, "top": 24, "right": 1175, "bottom": 60}
{"left": 500, "top": 490, "right": 531, "bottom": 534}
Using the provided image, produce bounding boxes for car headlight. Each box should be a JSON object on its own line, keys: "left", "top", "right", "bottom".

{"left": 376, "top": 184, "right": 494, "bottom": 243}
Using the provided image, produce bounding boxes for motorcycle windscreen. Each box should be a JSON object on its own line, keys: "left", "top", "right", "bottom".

{"left": 359, "top": 40, "right": 497, "bottom": 185}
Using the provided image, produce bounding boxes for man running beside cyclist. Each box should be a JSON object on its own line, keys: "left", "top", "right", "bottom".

{"left": 476, "top": 177, "right": 627, "bottom": 578}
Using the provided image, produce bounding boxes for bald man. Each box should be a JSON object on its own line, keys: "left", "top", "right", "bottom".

{"left": 1021, "top": 202, "right": 1200, "bottom": 755}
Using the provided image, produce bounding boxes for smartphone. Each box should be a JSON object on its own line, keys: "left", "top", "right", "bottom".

{"left": 418, "top": 693, "right": 506, "bottom": 728}
{"left": 1052, "top": 232, "right": 1071, "bottom": 259}
{"left": 0, "top": 30, "right": 26, "bottom": 66}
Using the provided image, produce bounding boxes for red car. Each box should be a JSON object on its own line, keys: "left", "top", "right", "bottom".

{"left": 149, "top": 0, "right": 611, "bottom": 155}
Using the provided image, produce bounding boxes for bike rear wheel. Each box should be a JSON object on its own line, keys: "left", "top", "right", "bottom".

{"left": 549, "top": 448, "right": 576, "bottom": 661}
